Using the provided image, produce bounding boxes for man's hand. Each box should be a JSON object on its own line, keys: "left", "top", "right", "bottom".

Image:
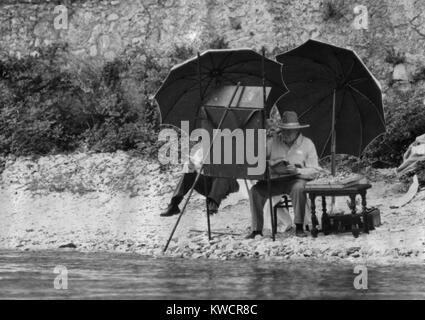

{"left": 269, "top": 158, "right": 290, "bottom": 167}
{"left": 187, "top": 161, "right": 196, "bottom": 172}
{"left": 269, "top": 160, "right": 298, "bottom": 177}
{"left": 183, "top": 160, "right": 196, "bottom": 173}
{"left": 285, "top": 164, "right": 298, "bottom": 172}
{"left": 297, "top": 167, "right": 321, "bottom": 180}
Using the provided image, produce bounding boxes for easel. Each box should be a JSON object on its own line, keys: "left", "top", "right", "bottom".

{"left": 163, "top": 49, "right": 276, "bottom": 253}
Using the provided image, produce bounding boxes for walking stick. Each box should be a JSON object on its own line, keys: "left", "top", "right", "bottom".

{"left": 262, "top": 47, "right": 276, "bottom": 241}
{"left": 163, "top": 82, "right": 242, "bottom": 253}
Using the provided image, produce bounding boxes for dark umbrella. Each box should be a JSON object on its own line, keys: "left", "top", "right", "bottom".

{"left": 157, "top": 49, "right": 288, "bottom": 250}
{"left": 275, "top": 39, "right": 386, "bottom": 174}
{"left": 155, "top": 49, "right": 288, "bottom": 133}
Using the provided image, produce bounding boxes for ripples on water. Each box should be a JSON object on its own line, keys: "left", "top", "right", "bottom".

{"left": 0, "top": 250, "right": 424, "bottom": 299}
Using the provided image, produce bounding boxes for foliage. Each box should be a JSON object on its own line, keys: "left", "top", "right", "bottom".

{"left": 323, "top": 0, "right": 344, "bottom": 21}
{"left": 3, "top": 41, "right": 423, "bottom": 168}
{"left": 208, "top": 36, "right": 229, "bottom": 50}
{"left": 385, "top": 48, "right": 406, "bottom": 66}
{"left": 171, "top": 45, "right": 195, "bottom": 64}
{"left": 0, "top": 41, "right": 219, "bottom": 159}
{"left": 0, "top": 44, "right": 85, "bottom": 156}
{"left": 362, "top": 89, "right": 425, "bottom": 167}
{"left": 0, "top": 44, "right": 166, "bottom": 158}
{"left": 412, "top": 67, "right": 425, "bottom": 83}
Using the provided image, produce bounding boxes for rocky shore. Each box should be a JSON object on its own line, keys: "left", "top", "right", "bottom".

{"left": 0, "top": 152, "right": 424, "bottom": 265}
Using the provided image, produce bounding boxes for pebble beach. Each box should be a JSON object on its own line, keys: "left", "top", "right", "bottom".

{"left": 0, "top": 151, "right": 424, "bottom": 265}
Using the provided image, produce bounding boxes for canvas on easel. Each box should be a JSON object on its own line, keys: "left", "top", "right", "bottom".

{"left": 200, "top": 85, "right": 270, "bottom": 180}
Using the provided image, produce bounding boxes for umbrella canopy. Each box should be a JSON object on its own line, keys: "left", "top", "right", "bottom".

{"left": 155, "top": 49, "right": 288, "bottom": 132}
{"left": 275, "top": 39, "right": 386, "bottom": 161}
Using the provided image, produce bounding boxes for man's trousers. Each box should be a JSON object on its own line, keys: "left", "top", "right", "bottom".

{"left": 249, "top": 178, "right": 307, "bottom": 232}
{"left": 172, "top": 172, "right": 239, "bottom": 206}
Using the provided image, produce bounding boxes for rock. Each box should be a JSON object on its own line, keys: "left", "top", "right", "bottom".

{"left": 89, "top": 45, "right": 98, "bottom": 57}
{"left": 399, "top": 249, "right": 413, "bottom": 257}
{"left": 303, "top": 249, "right": 312, "bottom": 257}
{"left": 331, "top": 250, "right": 340, "bottom": 257}
{"left": 59, "top": 243, "right": 77, "bottom": 249}
{"left": 107, "top": 13, "right": 119, "bottom": 21}
{"left": 393, "top": 64, "right": 409, "bottom": 81}
{"left": 132, "top": 37, "right": 143, "bottom": 44}
{"left": 346, "top": 247, "right": 361, "bottom": 255}
{"left": 188, "top": 243, "right": 199, "bottom": 251}
{"left": 147, "top": 163, "right": 160, "bottom": 172}
{"left": 30, "top": 51, "right": 40, "bottom": 57}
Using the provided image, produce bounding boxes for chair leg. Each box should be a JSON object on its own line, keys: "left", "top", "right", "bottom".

{"left": 284, "top": 195, "right": 289, "bottom": 209}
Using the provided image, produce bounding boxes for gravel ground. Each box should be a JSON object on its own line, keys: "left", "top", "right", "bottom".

{"left": 0, "top": 152, "right": 424, "bottom": 265}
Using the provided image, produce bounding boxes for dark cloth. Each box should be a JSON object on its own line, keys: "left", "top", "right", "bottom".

{"left": 172, "top": 172, "right": 239, "bottom": 206}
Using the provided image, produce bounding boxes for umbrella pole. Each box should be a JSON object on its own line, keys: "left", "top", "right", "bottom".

{"left": 262, "top": 47, "right": 276, "bottom": 241}
{"left": 163, "top": 83, "right": 242, "bottom": 253}
{"left": 331, "top": 89, "right": 337, "bottom": 176}
{"left": 197, "top": 52, "right": 212, "bottom": 241}
{"left": 331, "top": 89, "right": 337, "bottom": 212}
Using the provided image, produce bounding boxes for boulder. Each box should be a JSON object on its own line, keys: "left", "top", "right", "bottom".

{"left": 393, "top": 64, "right": 409, "bottom": 81}
{"left": 59, "top": 242, "right": 77, "bottom": 249}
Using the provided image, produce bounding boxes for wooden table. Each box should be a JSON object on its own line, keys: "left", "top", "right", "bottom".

{"left": 303, "top": 184, "right": 372, "bottom": 238}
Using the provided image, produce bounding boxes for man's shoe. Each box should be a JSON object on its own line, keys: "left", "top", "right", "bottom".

{"left": 207, "top": 199, "right": 219, "bottom": 215}
{"left": 245, "top": 231, "right": 263, "bottom": 239}
{"left": 160, "top": 204, "right": 180, "bottom": 217}
{"left": 295, "top": 229, "right": 308, "bottom": 238}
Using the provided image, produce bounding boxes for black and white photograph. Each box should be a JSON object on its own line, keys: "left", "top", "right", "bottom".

{"left": 0, "top": 0, "right": 424, "bottom": 305}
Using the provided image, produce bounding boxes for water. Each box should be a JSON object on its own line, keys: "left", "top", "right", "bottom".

{"left": 0, "top": 250, "right": 424, "bottom": 299}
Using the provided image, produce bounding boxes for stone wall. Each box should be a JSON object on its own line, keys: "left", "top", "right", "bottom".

{"left": 1, "top": 0, "right": 425, "bottom": 88}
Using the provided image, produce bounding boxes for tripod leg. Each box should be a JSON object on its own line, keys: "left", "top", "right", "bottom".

{"left": 204, "top": 174, "right": 212, "bottom": 241}
{"left": 266, "top": 174, "right": 275, "bottom": 241}
{"left": 163, "top": 169, "right": 204, "bottom": 253}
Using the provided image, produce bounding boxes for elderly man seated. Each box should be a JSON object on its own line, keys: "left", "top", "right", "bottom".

{"left": 246, "top": 111, "right": 321, "bottom": 239}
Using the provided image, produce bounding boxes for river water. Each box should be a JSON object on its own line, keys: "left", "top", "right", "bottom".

{"left": 0, "top": 250, "right": 424, "bottom": 299}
